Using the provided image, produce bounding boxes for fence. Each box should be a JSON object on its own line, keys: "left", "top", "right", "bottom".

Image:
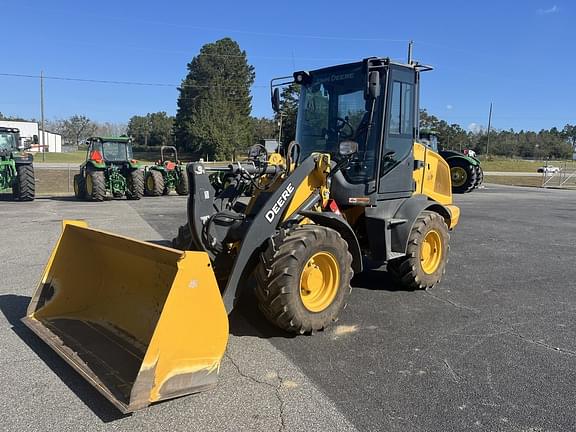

{"left": 541, "top": 160, "right": 576, "bottom": 189}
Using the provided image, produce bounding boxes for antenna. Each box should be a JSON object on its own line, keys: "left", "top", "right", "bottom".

{"left": 407, "top": 40, "right": 414, "bottom": 64}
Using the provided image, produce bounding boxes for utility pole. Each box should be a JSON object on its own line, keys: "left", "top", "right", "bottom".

{"left": 407, "top": 40, "right": 414, "bottom": 64}
{"left": 486, "top": 102, "right": 493, "bottom": 157}
{"left": 40, "top": 71, "right": 45, "bottom": 162}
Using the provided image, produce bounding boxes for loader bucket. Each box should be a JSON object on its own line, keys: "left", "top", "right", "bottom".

{"left": 22, "top": 221, "right": 228, "bottom": 413}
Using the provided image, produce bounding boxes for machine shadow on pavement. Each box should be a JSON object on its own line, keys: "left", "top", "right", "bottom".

{"left": 146, "top": 239, "right": 173, "bottom": 248}
{"left": 351, "top": 268, "right": 418, "bottom": 293}
{"left": 42, "top": 196, "right": 78, "bottom": 202}
{"left": 230, "top": 267, "right": 410, "bottom": 339}
{"left": 0, "top": 294, "right": 127, "bottom": 423}
{"left": 0, "top": 194, "right": 21, "bottom": 201}
{"left": 230, "top": 291, "right": 297, "bottom": 340}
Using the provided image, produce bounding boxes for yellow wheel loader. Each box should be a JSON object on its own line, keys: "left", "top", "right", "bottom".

{"left": 23, "top": 57, "right": 459, "bottom": 413}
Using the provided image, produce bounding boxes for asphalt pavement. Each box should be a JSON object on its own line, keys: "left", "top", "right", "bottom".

{"left": 0, "top": 195, "right": 354, "bottom": 432}
{"left": 1, "top": 184, "right": 575, "bottom": 431}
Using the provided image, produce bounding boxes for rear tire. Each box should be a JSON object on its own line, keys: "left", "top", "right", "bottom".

{"left": 450, "top": 158, "right": 477, "bottom": 194}
{"left": 387, "top": 211, "right": 449, "bottom": 290}
{"left": 73, "top": 174, "right": 85, "bottom": 199}
{"left": 255, "top": 225, "right": 353, "bottom": 334}
{"left": 126, "top": 170, "right": 144, "bottom": 200}
{"left": 85, "top": 170, "right": 106, "bottom": 202}
{"left": 474, "top": 165, "right": 484, "bottom": 188}
{"left": 13, "top": 164, "right": 35, "bottom": 201}
{"left": 176, "top": 169, "right": 189, "bottom": 196}
{"left": 144, "top": 170, "right": 164, "bottom": 197}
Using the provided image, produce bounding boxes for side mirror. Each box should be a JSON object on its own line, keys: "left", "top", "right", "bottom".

{"left": 271, "top": 88, "right": 281, "bottom": 112}
{"left": 339, "top": 140, "right": 358, "bottom": 156}
{"left": 368, "top": 71, "right": 381, "bottom": 99}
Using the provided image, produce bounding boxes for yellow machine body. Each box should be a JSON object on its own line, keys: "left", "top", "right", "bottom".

{"left": 22, "top": 221, "right": 228, "bottom": 413}
{"left": 413, "top": 142, "right": 460, "bottom": 229}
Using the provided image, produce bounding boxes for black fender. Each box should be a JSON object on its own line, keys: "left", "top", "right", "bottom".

{"left": 13, "top": 157, "right": 33, "bottom": 166}
{"left": 439, "top": 150, "right": 479, "bottom": 167}
{"left": 299, "top": 210, "right": 363, "bottom": 274}
{"left": 390, "top": 194, "right": 451, "bottom": 255}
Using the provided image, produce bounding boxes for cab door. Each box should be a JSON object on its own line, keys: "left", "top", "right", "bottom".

{"left": 377, "top": 66, "right": 417, "bottom": 197}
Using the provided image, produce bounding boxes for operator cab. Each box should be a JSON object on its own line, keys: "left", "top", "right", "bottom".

{"left": 0, "top": 127, "right": 20, "bottom": 153}
{"left": 86, "top": 137, "right": 134, "bottom": 163}
{"left": 274, "top": 58, "right": 431, "bottom": 205}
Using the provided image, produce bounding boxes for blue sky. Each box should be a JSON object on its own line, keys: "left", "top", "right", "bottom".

{"left": 1, "top": 0, "right": 573, "bottom": 132}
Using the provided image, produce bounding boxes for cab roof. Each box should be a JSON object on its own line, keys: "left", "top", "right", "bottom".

{"left": 0, "top": 127, "right": 20, "bottom": 133}
{"left": 88, "top": 136, "right": 131, "bottom": 143}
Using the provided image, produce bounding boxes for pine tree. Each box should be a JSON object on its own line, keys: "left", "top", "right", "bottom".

{"left": 276, "top": 84, "right": 300, "bottom": 146}
{"left": 174, "top": 38, "right": 255, "bottom": 159}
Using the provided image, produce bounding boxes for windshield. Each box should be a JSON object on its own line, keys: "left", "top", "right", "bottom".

{"left": 295, "top": 64, "right": 380, "bottom": 183}
{"left": 102, "top": 141, "right": 132, "bottom": 161}
{"left": 0, "top": 132, "right": 17, "bottom": 150}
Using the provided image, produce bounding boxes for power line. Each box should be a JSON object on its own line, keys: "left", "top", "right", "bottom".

{"left": 22, "top": 38, "right": 361, "bottom": 63}
{"left": 0, "top": 72, "right": 269, "bottom": 89}
{"left": 11, "top": 3, "right": 411, "bottom": 43}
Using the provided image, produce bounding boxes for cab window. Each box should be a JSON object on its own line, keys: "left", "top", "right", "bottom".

{"left": 389, "top": 81, "right": 414, "bottom": 135}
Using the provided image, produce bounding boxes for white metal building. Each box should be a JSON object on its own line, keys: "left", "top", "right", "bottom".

{"left": 0, "top": 120, "right": 62, "bottom": 152}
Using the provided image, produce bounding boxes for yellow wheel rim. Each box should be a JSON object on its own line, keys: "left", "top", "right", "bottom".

{"left": 420, "top": 229, "right": 443, "bottom": 274}
{"left": 299, "top": 251, "right": 340, "bottom": 312}
{"left": 73, "top": 178, "right": 79, "bottom": 195}
{"left": 451, "top": 166, "right": 467, "bottom": 187}
{"left": 146, "top": 174, "right": 154, "bottom": 191}
{"left": 86, "top": 175, "right": 93, "bottom": 195}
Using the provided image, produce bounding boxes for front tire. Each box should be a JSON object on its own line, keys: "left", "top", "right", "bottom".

{"left": 176, "top": 169, "right": 189, "bottom": 196}
{"left": 73, "top": 174, "right": 85, "bottom": 199}
{"left": 387, "top": 211, "right": 449, "bottom": 290}
{"left": 255, "top": 225, "right": 353, "bottom": 334}
{"left": 13, "top": 164, "right": 35, "bottom": 201}
{"left": 144, "top": 170, "right": 164, "bottom": 197}
{"left": 126, "top": 169, "right": 144, "bottom": 200}
{"left": 85, "top": 170, "right": 106, "bottom": 202}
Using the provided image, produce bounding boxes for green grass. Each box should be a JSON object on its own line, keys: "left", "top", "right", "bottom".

{"left": 480, "top": 157, "right": 576, "bottom": 173}
{"left": 33, "top": 151, "right": 87, "bottom": 164}
{"left": 34, "top": 151, "right": 155, "bottom": 164}
{"left": 484, "top": 175, "right": 543, "bottom": 187}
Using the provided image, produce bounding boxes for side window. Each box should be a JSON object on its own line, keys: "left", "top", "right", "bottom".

{"left": 390, "top": 82, "right": 401, "bottom": 134}
{"left": 401, "top": 83, "right": 414, "bottom": 135}
{"left": 389, "top": 81, "right": 414, "bottom": 136}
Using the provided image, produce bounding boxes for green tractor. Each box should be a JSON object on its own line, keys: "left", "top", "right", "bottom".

{"left": 73, "top": 136, "right": 144, "bottom": 201}
{"left": 420, "top": 130, "right": 483, "bottom": 193}
{"left": 144, "top": 146, "right": 189, "bottom": 196}
{"left": 0, "top": 127, "right": 35, "bottom": 201}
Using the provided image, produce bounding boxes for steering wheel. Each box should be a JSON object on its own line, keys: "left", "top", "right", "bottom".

{"left": 324, "top": 117, "right": 354, "bottom": 141}
{"left": 334, "top": 116, "right": 354, "bottom": 139}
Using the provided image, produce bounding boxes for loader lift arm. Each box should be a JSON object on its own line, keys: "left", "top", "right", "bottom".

{"left": 183, "top": 152, "right": 361, "bottom": 313}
